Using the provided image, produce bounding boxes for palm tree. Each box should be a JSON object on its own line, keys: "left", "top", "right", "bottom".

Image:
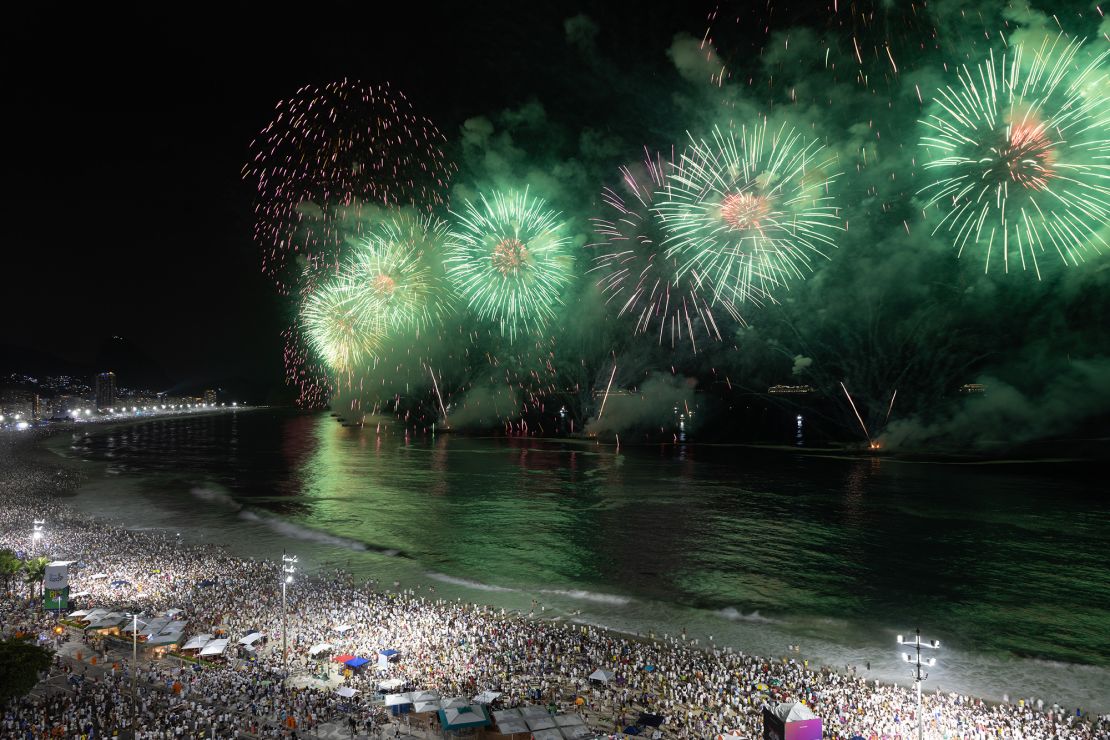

{"left": 0, "top": 550, "right": 22, "bottom": 595}
{"left": 23, "top": 557, "right": 48, "bottom": 602}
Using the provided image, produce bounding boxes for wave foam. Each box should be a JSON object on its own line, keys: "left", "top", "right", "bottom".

{"left": 426, "top": 572, "right": 517, "bottom": 592}
{"left": 541, "top": 589, "right": 632, "bottom": 606}
{"left": 715, "top": 607, "right": 774, "bottom": 623}
{"left": 190, "top": 486, "right": 242, "bottom": 510}
{"left": 237, "top": 511, "right": 400, "bottom": 555}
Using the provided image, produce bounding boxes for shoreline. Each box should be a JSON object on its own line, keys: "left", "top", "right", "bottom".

{"left": 0, "top": 420, "right": 1106, "bottom": 738}
{"left": 30, "top": 418, "right": 1110, "bottom": 695}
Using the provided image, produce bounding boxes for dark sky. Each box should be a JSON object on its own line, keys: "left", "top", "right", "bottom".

{"left": 7, "top": 2, "right": 703, "bottom": 399}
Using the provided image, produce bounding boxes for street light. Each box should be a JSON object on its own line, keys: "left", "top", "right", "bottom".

{"left": 898, "top": 628, "right": 940, "bottom": 740}
{"left": 32, "top": 519, "right": 45, "bottom": 552}
{"left": 281, "top": 551, "right": 297, "bottom": 676}
{"left": 127, "top": 612, "right": 140, "bottom": 729}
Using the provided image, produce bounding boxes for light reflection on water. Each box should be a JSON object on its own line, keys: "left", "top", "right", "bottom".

{"left": 59, "top": 409, "right": 1109, "bottom": 709}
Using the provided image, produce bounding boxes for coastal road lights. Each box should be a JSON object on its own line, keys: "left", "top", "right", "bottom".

{"left": 898, "top": 628, "right": 940, "bottom": 740}
{"left": 281, "top": 551, "right": 297, "bottom": 676}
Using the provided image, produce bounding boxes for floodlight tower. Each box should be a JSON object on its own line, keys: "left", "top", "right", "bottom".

{"left": 281, "top": 551, "right": 298, "bottom": 675}
{"left": 898, "top": 628, "right": 940, "bottom": 740}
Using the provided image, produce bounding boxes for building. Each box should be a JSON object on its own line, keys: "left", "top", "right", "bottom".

{"left": 203, "top": 389, "right": 217, "bottom": 406}
{"left": 95, "top": 372, "right": 116, "bottom": 410}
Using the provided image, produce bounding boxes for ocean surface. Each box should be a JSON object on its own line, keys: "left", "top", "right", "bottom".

{"left": 50, "top": 408, "right": 1110, "bottom": 709}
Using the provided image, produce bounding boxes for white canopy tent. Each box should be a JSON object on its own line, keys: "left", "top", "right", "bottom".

{"left": 385, "top": 693, "right": 412, "bottom": 707}
{"left": 336, "top": 687, "right": 358, "bottom": 698}
{"left": 413, "top": 701, "right": 440, "bottom": 713}
{"left": 181, "top": 635, "right": 212, "bottom": 651}
{"left": 378, "top": 678, "right": 405, "bottom": 691}
{"left": 199, "top": 638, "right": 229, "bottom": 656}
{"left": 410, "top": 690, "right": 440, "bottom": 703}
{"left": 238, "top": 632, "right": 263, "bottom": 646}
{"left": 473, "top": 690, "right": 502, "bottom": 704}
{"left": 308, "top": 643, "right": 333, "bottom": 656}
{"left": 589, "top": 668, "right": 615, "bottom": 683}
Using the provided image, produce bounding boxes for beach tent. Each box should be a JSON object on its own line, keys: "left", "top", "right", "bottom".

{"left": 377, "top": 648, "right": 400, "bottom": 669}
{"left": 530, "top": 730, "right": 564, "bottom": 740}
{"left": 199, "top": 638, "right": 229, "bottom": 656}
{"left": 336, "top": 687, "right": 358, "bottom": 698}
{"left": 763, "top": 702, "right": 821, "bottom": 740}
{"left": 440, "top": 696, "right": 468, "bottom": 710}
{"left": 385, "top": 693, "right": 412, "bottom": 706}
{"left": 519, "top": 705, "right": 550, "bottom": 720}
{"left": 473, "top": 690, "right": 501, "bottom": 704}
{"left": 526, "top": 716, "right": 557, "bottom": 731}
{"left": 239, "top": 632, "right": 263, "bottom": 646}
{"left": 379, "top": 648, "right": 400, "bottom": 659}
{"left": 68, "top": 609, "right": 91, "bottom": 619}
{"left": 344, "top": 656, "right": 370, "bottom": 669}
{"left": 555, "top": 714, "right": 585, "bottom": 727}
{"left": 81, "top": 608, "right": 110, "bottom": 623}
{"left": 411, "top": 690, "right": 440, "bottom": 703}
{"left": 333, "top": 654, "right": 355, "bottom": 664}
{"left": 413, "top": 701, "right": 440, "bottom": 713}
{"left": 181, "top": 635, "right": 212, "bottom": 651}
{"left": 562, "top": 727, "right": 594, "bottom": 739}
{"left": 437, "top": 705, "right": 490, "bottom": 732}
{"left": 308, "top": 643, "right": 333, "bottom": 656}
{"left": 589, "top": 668, "right": 615, "bottom": 683}
{"left": 379, "top": 678, "right": 405, "bottom": 691}
{"left": 494, "top": 717, "right": 530, "bottom": 734}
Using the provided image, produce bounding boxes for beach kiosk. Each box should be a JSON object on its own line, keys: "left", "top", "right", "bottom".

{"left": 762, "top": 701, "right": 821, "bottom": 740}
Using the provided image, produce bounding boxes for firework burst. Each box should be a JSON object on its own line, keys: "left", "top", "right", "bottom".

{"left": 655, "top": 122, "right": 842, "bottom": 311}
{"left": 243, "top": 79, "right": 456, "bottom": 294}
{"left": 301, "top": 281, "right": 384, "bottom": 373}
{"left": 445, "top": 189, "right": 575, "bottom": 341}
{"left": 344, "top": 213, "right": 453, "bottom": 336}
{"left": 591, "top": 149, "right": 724, "bottom": 351}
{"left": 919, "top": 34, "right": 1110, "bottom": 276}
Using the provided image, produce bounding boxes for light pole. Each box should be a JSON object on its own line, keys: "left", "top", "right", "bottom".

{"left": 128, "top": 612, "right": 139, "bottom": 732}
{"left": 282, "top": 551, "right": 297, "bottom": 676}
{"left": 898, "top": 628, "right": 940, "bottom": 740}
{"left": 32, "top": 519, "right": 45, "bottom": 554}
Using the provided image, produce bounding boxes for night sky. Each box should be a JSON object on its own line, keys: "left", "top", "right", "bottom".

{"left": 7, "top": 2, "right": 697, "bottom": 398}
{"left": 7, "top": 2, "right": 1109, "bottom": 449}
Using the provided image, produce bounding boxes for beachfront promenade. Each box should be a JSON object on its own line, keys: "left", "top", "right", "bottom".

{"left": 2, "top": 428, "right": 1107, "bottom": 739}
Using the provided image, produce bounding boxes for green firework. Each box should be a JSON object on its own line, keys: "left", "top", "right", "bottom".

{"left": 301, "top": 281, "right": 383, "bottom": 372}
{"left": 344, "top": 213, "right": 452, "bottom": 336}
{"left": 919, "top": 33, "right": 1110, "bottom": 276}
{"left": 655, "top": 121, "right": 842, "bottom": 312}
{"left": 445, "top": 189, "right": 575, "bottom": 341}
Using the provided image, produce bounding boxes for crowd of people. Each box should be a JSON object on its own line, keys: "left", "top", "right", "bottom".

{"left": 1, "top": 427, "right": 1108, "bottom": 739}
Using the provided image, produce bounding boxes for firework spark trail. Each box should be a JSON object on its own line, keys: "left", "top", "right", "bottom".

{"left": 885, "top": 388, "right": 898, "bottom": 425}
{"left": 597, "top": 363, "right": 618, "bottom": 421}
{"left": 427, "top": 364, "right": 448, "bottom": 424}
{"left": 919, "top": 34, "right": 1110, "bottom": 276}
{"left": 840, "top": 381, "right": 872, "bottom": 443}
{"left": 656, "top": 121, "right": 843, "bottom": 312}
{"left": 445, "top": 189, "right": 575, "bottom": 342}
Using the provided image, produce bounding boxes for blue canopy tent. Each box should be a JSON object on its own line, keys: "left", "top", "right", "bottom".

{"left": 437, "top": 705, "right": 490, "bottom": 733}
{"left": 378, "top": 648, "right": 400, "bottom": 669}
{"left": 344, "top": 656, "right": 370, "bottom": 670}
